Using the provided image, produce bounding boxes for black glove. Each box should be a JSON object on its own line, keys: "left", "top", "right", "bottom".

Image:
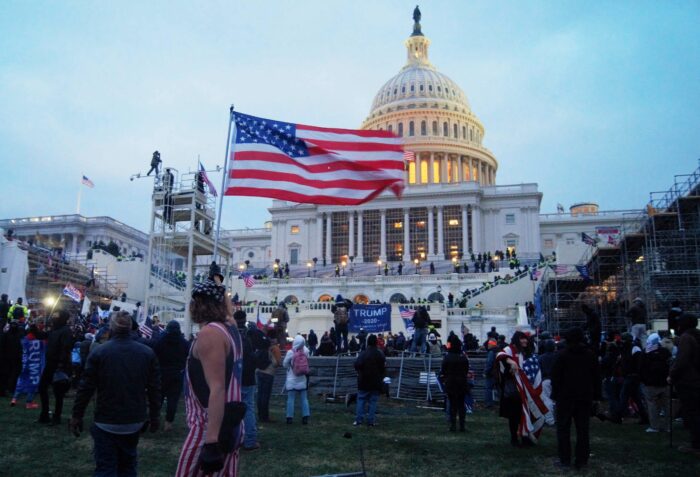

{"left": 199, "top": 442, "right": 224, "bottom": 474}
{"left": 69, "top": 417, "right": 83, "bottom": 437}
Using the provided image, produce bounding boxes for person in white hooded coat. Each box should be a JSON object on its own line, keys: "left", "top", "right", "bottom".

{"left": 283, "top": 335, "right": 311, "bottom": 424}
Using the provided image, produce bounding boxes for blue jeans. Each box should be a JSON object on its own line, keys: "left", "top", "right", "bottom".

{"left": 256, "top": 371, "right": 274, "bottom": 421}
{"left": 410, "top": 328, "right": 428, "bottom": 353}
{"left": 286, "top": 389, "right": 310, "bottom": 419}
{"left": 355, "top": 390, "right": 379, "bottom": 424}
{"left": 484, "top": 377, "right": 495, "bottom": 407}
{"left": 90, "top": 423, "right": 139, "bottom": 477}
{"left": 241, "top": 385, "right": 258, "bottom": 447}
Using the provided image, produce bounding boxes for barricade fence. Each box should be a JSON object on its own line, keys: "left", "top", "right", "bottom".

{"left": 273, "top": 353, "right": 488, "bottom": 403}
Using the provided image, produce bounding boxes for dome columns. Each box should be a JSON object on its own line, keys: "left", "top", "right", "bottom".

{"left": 406, "top": 151, "right": 496, "bottom": 186}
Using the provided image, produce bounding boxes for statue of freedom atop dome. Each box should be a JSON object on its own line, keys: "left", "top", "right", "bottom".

{"left": 412, "top": 5, "right": 423, "bottom": 36}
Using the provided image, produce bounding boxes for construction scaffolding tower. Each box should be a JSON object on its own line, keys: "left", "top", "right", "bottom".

{"left": 542, "top": 160, "right": 700, "bottom": 334}
{"left": 144, "top": 167, "right": 231, "bottom": 337}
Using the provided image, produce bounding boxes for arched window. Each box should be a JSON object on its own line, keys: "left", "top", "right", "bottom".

{"left": 443, "top": 122, "right": 449, "bottom": 136}
{"left": 283, "top": 295, "right": 298, "bottom": 304}
{"left": 389, "top": 293, "right": 408, "bottom": 303}
{"left": 462, "top": 126, "right": 467, "bottom": 138}
{"left": 401, "top": 86, "right": 406, "bottom": 93}
{"left": 427, "top": 292, "right": 445, "bottom": 303}
{"left": 393, "top": 88, "right": 397, "bottom": 95}
{"left": 420, "top": 120, "right": 427, "bottom": 135}
{"left": 410, "top": 84, "right": 415, "bottom": 92}
{"left": 469, "top": 128, "right": 473, "bottom": 141}
{"left": 453, "top": 124, "right": 458, "bottom": 138}
{"left": 420, "top": 84, "right": 424, "bottom": 91}
{"left": 318, "top": 294, "right": 333, "bottom": 302}
{"left": 409, "top": 121, "right": 415, "bottom": 136}
{"left": 437, "top": 86, "right": 442, "bottom": 92}
{"left": 398, "top": 122, "right": 404, "bottom": 137}
{"left": 432, "top": 121, "right": 438, "bottom": 135}
{"left": 429, "top": 84, "right": 433, "bottom": 92}
{"left": 387, "top": 124, "right": 393, "bottom": 132}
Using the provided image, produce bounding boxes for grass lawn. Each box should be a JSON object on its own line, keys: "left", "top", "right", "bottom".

{"left": 0, "top": 392, "right": 698, "bottom": 477}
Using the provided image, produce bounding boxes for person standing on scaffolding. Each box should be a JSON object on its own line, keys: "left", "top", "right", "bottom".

{"left": 163, "top": 168, "right": 175, "bottom": 227}
{"left": 147, "top": 150, "right": 162, "bottom": 176}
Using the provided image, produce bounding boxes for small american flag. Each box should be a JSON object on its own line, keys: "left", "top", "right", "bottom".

{"left": 139, "top": 316, "right": 153, "bottom": 339}
{"left": 82, "top": 175, "right": 94, "bottom": 188}
{"left": 403, "top": 151, "right": 416, "bottom": 162}
{"left": 198, "top": 161, "right": 218, "bottom": 197}
{"left": 554, "top": 265, "right": 569, "bottom": 275}
{"left": 62, "top": 282, "right": 83, "bottom": 302}
{"left": 399, "top": 306, "right": 415, "bottom": 319}
{"left": 240, "top": 272, "right": 255, "bottom": 288}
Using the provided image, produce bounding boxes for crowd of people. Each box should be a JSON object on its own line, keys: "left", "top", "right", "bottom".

{"left": 2, "top": 281, "right": 700, "bottom": 475}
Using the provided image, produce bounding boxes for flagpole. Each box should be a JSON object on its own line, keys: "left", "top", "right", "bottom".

{"left": 76, "top": 178, "right": 83, "bottom": 215}
{"left": 213, "top": 105, "right": 235, "bottom": 262}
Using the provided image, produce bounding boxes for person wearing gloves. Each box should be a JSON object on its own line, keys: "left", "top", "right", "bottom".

{"left": 175, "top": 279, "right": 244, "bottom": 477}
{"left": 283, "top": 335, "right": 311, "bottom": 424}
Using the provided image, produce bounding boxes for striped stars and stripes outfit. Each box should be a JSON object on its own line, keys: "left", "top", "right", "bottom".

{"left": 224, "top": 111, "right": 406, "bottom": 205}
{"left": 176, "top": 322, "right": 243, "bottom": 477}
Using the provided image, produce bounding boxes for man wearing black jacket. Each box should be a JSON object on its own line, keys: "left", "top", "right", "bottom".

{"left": 234, "top": 310, "right": 260, "bottom": 451}
{"left": 551, "top": 327, "right": 600, "bottom": 470}
{"left": 37, "top": 309, "right": 74, "bottom": 425}
{"left": 71, "top": 311, "right": 161, "bottom": 475}
{"left": 153, "top": 320, "right": 189, "bottom": 431}
{"left": 353, "top": 334, "right": 385, "bottom": 426}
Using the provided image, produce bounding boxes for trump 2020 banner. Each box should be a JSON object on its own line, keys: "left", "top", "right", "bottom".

{"left": 349, "top": 304, "right": 392, "bottom": 333}
{"left": 14, "top": 338, "right": 46, "bottom": 396}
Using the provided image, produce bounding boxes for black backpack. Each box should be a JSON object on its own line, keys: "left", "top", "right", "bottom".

{"left": 642, "top": 349, "right": 670, "bottom": 386}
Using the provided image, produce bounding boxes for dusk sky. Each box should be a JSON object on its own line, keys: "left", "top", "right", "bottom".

{"left": 1, "top": 0, "right": 699, "bottom": 232}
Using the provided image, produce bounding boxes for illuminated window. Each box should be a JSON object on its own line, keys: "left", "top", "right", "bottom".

{"left": 417, "top": 220, "right": 426, "bottom": 227}
{"left": 420, "top": 159, "right": 429, "bottom": 184}
{"left": 433, "top": 159, "right": 440, "bottom": 183}
{"left": 408, "top": 161, "right": 416, "bottom": 184}
{"left": 463, "top": 161, "right": 470, "bottom": 181}
{"left": 448, "top": 219, "right": 459, "bottom": 226}
{"left": 290, "top": 225, "right": 300, "bottom": 234}
{"left": 447, "top": 159, "right": 453, "bottom": 182}
{"left": 393, "top": 221, "right": 403, "bottom": 229}
{"left": 544, "top": 239, "right": 554, "bottom": 248}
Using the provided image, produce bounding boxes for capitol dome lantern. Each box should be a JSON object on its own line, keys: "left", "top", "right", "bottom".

{"left": 361, "top": 6, "right": 498, "bottom": 187}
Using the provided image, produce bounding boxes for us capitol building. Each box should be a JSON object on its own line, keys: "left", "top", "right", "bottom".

{"left": 223, "top": 12, "right": 625, "bottom": 281}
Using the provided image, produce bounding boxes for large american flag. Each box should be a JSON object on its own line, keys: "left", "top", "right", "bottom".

{"left": 224, "top": 111, "right": 406, "bottom": 205}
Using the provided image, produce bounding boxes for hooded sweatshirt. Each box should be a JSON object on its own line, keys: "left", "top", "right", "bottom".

{"left": 283, "top": 335, "right": 309, "bottom": 391}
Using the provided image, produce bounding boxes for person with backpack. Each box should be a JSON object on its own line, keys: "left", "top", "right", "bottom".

{"left": 639, "top": 332, "right": 671, "bottom": 433}
{"left": 283, "top": 335, "right": 310, "bottom": 424}
{"left": 332, "top": 295, "right": 352, "bottom": 353}
{"left": 233, "top": 310, "right": 260, "bottom": 451}
{"left": 256, "top": 327, "right": 281, "bottom": 423}
{"left": 353, "top": 334, "right": 385, "bottom": 427}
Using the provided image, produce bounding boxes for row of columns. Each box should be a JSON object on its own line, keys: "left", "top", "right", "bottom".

{"left": 412, "top": 152, "right": 496, "bottom": 186}
{"left": 323, "top": 205, "right": 481, "bottom": 263}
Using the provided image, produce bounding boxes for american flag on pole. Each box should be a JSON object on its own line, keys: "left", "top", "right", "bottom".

{"left": 399, "top": 306, "right": 416, "bottom": 319}
{"left": 240, "top": 272, "right": 256, "bottom": 288}
{"left": 553, "top": 265, "right": 569, "bottom": 275}
{"left": 62, "top": 283, "right": 83, "bottom": 302}
{"left": 224, "top": 111, "right": 406, "bottom": 205}
{"left": 198, "top": 161, "right": 218, "bottom": 197}
{"left": 139, "top": 316, "right": 153, "bottom": 339}
{"left": 81, "top": 175, "right": 94, "bottom": 188}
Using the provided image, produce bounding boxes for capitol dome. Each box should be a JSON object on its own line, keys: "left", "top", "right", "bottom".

{"left": 361, "top": 8, "right": 498, "bottom": 187}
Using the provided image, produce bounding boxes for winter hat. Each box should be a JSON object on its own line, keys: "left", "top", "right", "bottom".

{"left": 633, "top": 297, "right": 643, "bottom": 303}
{"left": 647, "top": 333, "right": 660, "bottom": 347}
{"left": 192, "top": 279, "right": 225, "bottom": 303}
{"left": 447, "top": 334, "right": 462, "bottom": 352}
{"left": 110, "top": 311, "right": 132, "bottom": 335}
{"left": 335, "top": 294, "right": 344, "bottom": 303}
{"left": 292, "top": 334, "right": 306, "bottom": 350}
{"left": 166, "top": 320, "right": 181, "bottom": 334}
{"left": 428, "top": 333, "right": 437, "bottom": 342}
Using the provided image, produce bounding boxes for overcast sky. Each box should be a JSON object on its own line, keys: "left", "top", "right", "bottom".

{"left": 1, "top": 0, "right": 699, "bottom": 232}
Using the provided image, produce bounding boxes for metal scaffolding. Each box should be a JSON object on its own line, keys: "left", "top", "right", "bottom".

{"left": 542, "top": 160, "right": 700, "bottom": 334}
{"left": 144, "top": 168, "right": 231, "bottom": 337}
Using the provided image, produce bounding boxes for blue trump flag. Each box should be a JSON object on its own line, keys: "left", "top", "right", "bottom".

{"left": 14, "top": 338, "right": 46, "bottom": 397}
{"left": 349, "top": 304, "right": 392, "bottom": 333}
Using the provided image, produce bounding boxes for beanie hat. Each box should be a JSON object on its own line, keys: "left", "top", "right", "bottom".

{"left": 192, "top": 279, "right": 225, "bottom": 303}
{"left": 166, "top": 320, "right": 181, "bottom": 334}
{"left": 110, "top": 312, "right": 132, "bottom": 335}
{"left": 367, "top": 334, "right": 378, "bottom": 347}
